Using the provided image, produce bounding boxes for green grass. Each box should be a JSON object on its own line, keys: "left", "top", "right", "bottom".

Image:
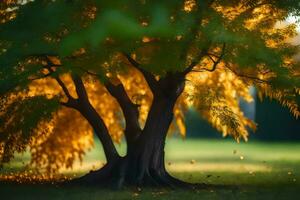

{"left": 1, "top": 138, "right": 300, "bottom": 200}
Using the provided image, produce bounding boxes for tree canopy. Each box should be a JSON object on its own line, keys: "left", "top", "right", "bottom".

{"left": 0, "top": 0, "right": 300, "bottom": 177}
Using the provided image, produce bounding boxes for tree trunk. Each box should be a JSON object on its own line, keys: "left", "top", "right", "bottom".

{"left": 71, "top": 83, "right": 193, "bottom": 189}
{"left": 50, "top": 59, "right": 204, "bottom": 189}
{"left": 131, "top": 96, "right": 176, "bottom": 186}
{"left": 72, "top": 106, "right": 183, "bottom": 188}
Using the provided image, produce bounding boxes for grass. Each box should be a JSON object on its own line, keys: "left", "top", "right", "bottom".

{"left": 1, "top": 138, "right": 300, "bottom": 199}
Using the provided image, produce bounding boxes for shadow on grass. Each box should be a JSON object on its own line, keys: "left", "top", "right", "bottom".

{"left": 0, "top": 180, "right": 299, "bottom": 200}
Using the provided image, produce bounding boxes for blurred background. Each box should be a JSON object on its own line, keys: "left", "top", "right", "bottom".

{"left": 187, "top": 30, "right": 300, "bottom": 141}
{"left": 186, "top": 94, "right": 300, "bottom": 141}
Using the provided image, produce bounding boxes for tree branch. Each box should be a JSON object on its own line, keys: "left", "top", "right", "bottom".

{"left": 122, "top": 53, "right": 158, "bottom": 93}
{"left": 70, "top": 74, "right": 120, "bottom": 162}
{"left": 189, "top": 43, "right": 226, "bottom": 73}
{"left": 59, "top": 99, "right": 78, "bottom": 108}
{"left": 105, "top": 80, "right": 141, "bottom": 144}
{"left": 240, "top": 2, "right": 270, "bottom": 17}
{"left": 41, "top": 56, "right": 75, "bottom": 102}
{"left": 71, "top": 74, "right": 89, "bottom": 103}
{"left": 27, "top": 55, "right": 120, "bottom": 161}
{"left": 80, "top": 64, "right": 143, "bottom": 146}
{"left": 28, "top": 54, "right": 75, "bottom": 102}
{"left": 182, "top": 43, "right": 225, "bottom": 75}
{"left": 182, "top": 49, "right": 207, "bottom": 76}
{"left": 28, "top": 73, "right": 53, "bottom": 81}
{"left": 224, "top": 65, "right": 270, "bottom": 84}
{"left": 207, "top": 43, "right": 226, "bottom": 71}
{"left": 54, "top": 74, "right": 74, "bottom": 100}
{"left": 74, "top": 66, "right": 102, "bottom": 77}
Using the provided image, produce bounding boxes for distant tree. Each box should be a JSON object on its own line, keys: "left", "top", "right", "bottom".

{"left": 0, "top": 0, "right": 300, "bottom": 188}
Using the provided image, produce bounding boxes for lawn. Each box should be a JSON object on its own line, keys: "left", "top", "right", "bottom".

{"left": 1, "top": 138, "right": 300, "bottom": 200}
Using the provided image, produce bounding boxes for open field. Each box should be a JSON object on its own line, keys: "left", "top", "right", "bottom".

{"left": 1, "top": 138, "right": 300, "bottom": 199}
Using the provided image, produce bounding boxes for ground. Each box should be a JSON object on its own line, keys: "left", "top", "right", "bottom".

{"left": 1, "top": 138, "right": 300, "bottom": 200}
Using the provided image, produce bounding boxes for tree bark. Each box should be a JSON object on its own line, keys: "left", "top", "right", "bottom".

{"left": 105, "top": 81, "right": 141, "bottom": 154}
{"left": 132, "top": 96, "right": 176, "bottom": 186}
{"left": 67, "top": 75, "right": 120, "bottom": 164}
{"left": 77, "top": 101, "right": 120, "bottom": 163}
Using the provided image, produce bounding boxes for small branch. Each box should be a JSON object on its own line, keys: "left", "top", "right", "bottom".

{"left": 224, "top": 65, "right": 270, "bottom": 84}
{"left": 240, "top": 2, "right": 270, "bottom": 16}
{"left": 27, "top": 54, "right": 75, "bottom": 101}
{"left": 207, "top": 54, "right": 215, "bottom": 62}
{"left": 41, "top": 56, "right": 75, "bottom": 101}
{"left": 76, "top": 66, "right": 102, "bottom": 77}
{"left": 28, "top": 73, "right": 53, "bottom": 81}
{"left": 122, "top": 52, "right": 158, "bottom": 93}
{"left": 207, "top": 53, "right": 220, "bottom": 58}
{"left": 182, "top": 61, "right": 197, "bottom": 76}
{"left": 182, "top": 49, "right": 207, "bottom": 76}
{"left": 189, "top": 43, "right": 226, "bottom": 73}
{"left": 191, "top": 64, "right": 269, "bottom": 83}
{"left": 208, "top": 43, "right": 226, "bottom": 71}
{"left": 190, "top": 68, "right": 216, "bottom": 73}
{"left": 259, "top": 69, "right": 272, "bottom": 75}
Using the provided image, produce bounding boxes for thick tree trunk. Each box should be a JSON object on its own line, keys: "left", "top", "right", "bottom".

{"left": 70, "top": 74, "right": 194, "bottom": 189}
{"left": 132, "top": 96, "right": 176, "bottom": 186}
{"left": 72, "top": 98, "right": 178, "bottom": 187}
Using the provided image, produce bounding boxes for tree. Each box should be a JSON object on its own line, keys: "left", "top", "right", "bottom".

{"left": 0, "top": 0, "right": 300, "bottom": 188}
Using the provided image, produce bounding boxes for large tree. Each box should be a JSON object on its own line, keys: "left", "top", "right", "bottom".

{"left": 1, "top": 0, "right": 300, "bottom": 188}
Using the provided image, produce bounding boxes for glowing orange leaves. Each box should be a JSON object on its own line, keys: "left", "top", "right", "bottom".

{"left": 185, "top": 64, "right": 256, "bottom": 141}
{"left": 184, "top": 0, "right": 196, "bottom": 12}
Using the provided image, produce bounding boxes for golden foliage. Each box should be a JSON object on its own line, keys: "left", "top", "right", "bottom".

{"left": 185, "top": 63, "right": 256, "bottom": 141}
{"left": 257, "top": 85, "right": 300, "bottom": 119}
{"left": 30, "top": 108, "right": 94, "bottom": 173}
{"left": 184, "top": 0, "right": 196, "bottom": 12}
{"left": 7, "top": 44, "right": 298, "bottom": 173}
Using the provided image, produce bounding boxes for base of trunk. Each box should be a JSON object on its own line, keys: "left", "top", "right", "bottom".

{"left": 68, "top": 158, "right": 206, "bottom": 189}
